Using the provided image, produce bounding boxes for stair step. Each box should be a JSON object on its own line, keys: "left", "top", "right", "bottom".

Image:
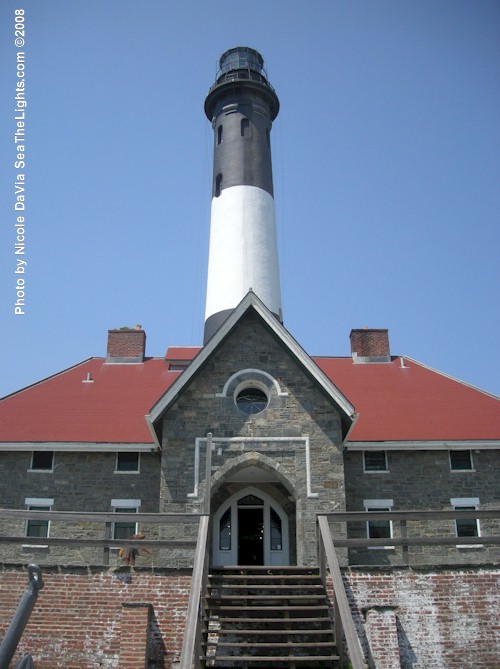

{"left": 208, "top": 594, "right": 326, "bottom": 601}
{"left": 201, "top": 654, "right": 339, "bottom": 662}
{"left": 206, "top": 641, "right": 336, "bottom": 648}
{"left": 213, "top": 628, "right": 334, "bottom": 636}
{"left": 213, "top": 616, "right": 331, "bottom": 625}
{"left": 209, "top": 583, "right": 324, "bottom": 590}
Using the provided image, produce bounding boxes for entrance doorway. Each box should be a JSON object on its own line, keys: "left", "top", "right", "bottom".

{"left": 238, "top": 507, "right": 264, "bottom": 565}
{"left": 212, "top": 487, "right": 289, "bottom": 567}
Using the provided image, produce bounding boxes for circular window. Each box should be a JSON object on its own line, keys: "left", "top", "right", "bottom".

{"left": 235, "top": 387, "right": 269, "bottom": 415}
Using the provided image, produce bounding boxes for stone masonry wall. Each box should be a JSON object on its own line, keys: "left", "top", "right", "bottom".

{"left": 344, "top": 449, "right": 500, "bottom": 566}
{"left": 0, "top": 451, "right": 161, "bottom": 564}
{"left": 0, "top": 566, "right": 191, "bottom": 669}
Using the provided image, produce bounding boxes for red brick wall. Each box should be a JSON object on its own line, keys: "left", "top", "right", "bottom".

{"left": 0, "top": 568, "right": 191, "bottom": 669}
{"left": 349, "top": 328, "right": 390, "bottom": 357}
{"left": 344, "top": 567, "right": 500, "bottom": 669}
{"left": 107, "top": 328, "right": 146, "bottom": 359}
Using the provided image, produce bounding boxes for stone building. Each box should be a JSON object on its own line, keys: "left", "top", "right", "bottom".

{"left": 0, "top": 46, "right": 499, "bottom": 669}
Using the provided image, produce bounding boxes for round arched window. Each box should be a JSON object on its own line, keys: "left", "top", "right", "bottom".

{"left": 235, "top": 387, "right": 269, "bottom": 415}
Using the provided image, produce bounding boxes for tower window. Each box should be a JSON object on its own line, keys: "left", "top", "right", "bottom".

{"left": 215, "top": 173, "right": 222, "bottom": 197}
{"left": 217, "top": 125, "right": 223, "bottom": 145}
{"left": 266, "top": 127, "right": 270, "bottom": 147}
{"left": 241, "top": 118, "right": 249, "bottom": 137}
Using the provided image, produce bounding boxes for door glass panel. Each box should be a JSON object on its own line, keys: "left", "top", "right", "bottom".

{"left": 219, "top": 507, "right": 231, "bottom": 550}
{"left": 270, "top": 506, "right": 282, "bottom": 550}
{"left": 238, "top": 495, "right": 263, "bottom": 506}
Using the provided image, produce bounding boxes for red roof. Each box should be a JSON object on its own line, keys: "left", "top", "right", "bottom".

{"left": 313, "top": 356, "right": 500, "bottom": 442}
{"left": 0, "top": 350, "right": 498, "bottom": 445}
{"left": 0, "top": 358, "right": 179, "bottom": 444}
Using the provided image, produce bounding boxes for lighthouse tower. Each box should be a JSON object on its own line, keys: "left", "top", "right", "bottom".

{"left": 203, "top": 47, "right": 282, "bottom": 344}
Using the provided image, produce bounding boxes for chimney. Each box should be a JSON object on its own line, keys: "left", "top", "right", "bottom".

{"left": 350, "top": 328, "right": 390, "bottom": 362}
{"left": 107, "top": 326, "right": 146, "bottom": 363}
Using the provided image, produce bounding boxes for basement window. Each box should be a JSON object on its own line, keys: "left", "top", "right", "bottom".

{"left": 30, "top": 451, "right": 54, "bottom": 472}
{"left": 112, "top": 499, "right": 140, "bottom": 540}
{"left": 364, "top": 499, "right": 394, "bottom": 549}
{"left": 24, "top": 497, "right": 53, "bottom": 545}
{"left": 451, "top": 498, "right": 481, "bottom": 547}
{"left": 449, "top": 450, "right": 474, "bottom": 471}
{"left": 115, "top": 452, "right": 140, "bottom": 473}
{"left": 363, "top": 451, "right": 388, "bottom": 472}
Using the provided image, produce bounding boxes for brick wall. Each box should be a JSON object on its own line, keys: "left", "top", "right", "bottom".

{"left": 0, "top": 567, "right": 191, "bottom": 669}
{"left": 344, "top": 566, "right": 500, "bottom": 669}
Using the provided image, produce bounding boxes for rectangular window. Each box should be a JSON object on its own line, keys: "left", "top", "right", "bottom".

{"left": 363, "top": 451, "right": 388, "bottom": 472}
{"left": 25, "top": 497, "right": 53, "bottom": 540}
{"left": 30, "top": 451, "right": 54, "bottom": 471}
{"left": 449, "top": 450, "right": 474, "bottom": 471}
{"left": 364, "top": 499, "right": 393, "bottom": 548}
{"left": 115, "top": 452, "right": 140, "bottom": 473}
{"left": 112, "top": 499, "right": 140, "bottom": 540}
{"left": 451, "top": 498, "right": 481, "bottom": 544}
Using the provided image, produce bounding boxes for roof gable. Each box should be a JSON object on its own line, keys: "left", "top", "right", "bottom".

{"left": 149, "top": 292, "right": 355, "bottom": 436}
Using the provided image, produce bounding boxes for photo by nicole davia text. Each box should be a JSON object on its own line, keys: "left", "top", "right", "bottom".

{"left": 13, "top": 7, "right": 27, "bottom": 315}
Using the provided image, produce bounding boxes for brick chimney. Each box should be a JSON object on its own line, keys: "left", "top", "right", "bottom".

{"left": 350, "top": 328, "right": 390, "bottom": 361}
{"left": 107, "top": 326, "right": 146, "bottom": 363}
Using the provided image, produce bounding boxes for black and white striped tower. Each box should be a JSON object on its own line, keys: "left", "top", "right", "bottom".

{"left": 203, "top": 47, "right": 282, "bottom": 344}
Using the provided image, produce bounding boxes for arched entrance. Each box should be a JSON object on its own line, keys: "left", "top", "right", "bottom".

{"left": 212, "top": 487, "right": 290, "bottom": 567}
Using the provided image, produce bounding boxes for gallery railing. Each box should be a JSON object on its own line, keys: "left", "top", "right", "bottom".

{"left": 0, "top": 509, "right": 207, "bottom": 567}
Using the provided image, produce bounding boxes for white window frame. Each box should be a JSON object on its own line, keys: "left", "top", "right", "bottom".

{"left": 364, "top": 498, "right": 394, "bottom": 550}
{"left": 29, "top": 451, "right": 54, "bottom": 472}
{"left": 363, "top": 450, "right": 388, "bottom": 473}
{"left": 114, "top": 452, "right": 141, "bottom": 474}
{"left": 111, "top": 499, "right": 140, "bottom": 543}
{"left": 449, "top": 450, "right": 474, "bottom": 472}
{"left": 451, "top": 497, "right": 482, "bottom": 548}
{"left": 24, "top": 497, "right": 54, "bottom": 547}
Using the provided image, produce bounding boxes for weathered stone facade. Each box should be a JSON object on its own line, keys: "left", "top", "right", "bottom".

{"left": 344, "top": 448, "right": 500, "bottom": 565}
{"left": 160, "top": 311, "right": 346, "bottom": 565}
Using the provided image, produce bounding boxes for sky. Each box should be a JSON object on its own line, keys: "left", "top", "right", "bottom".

{"left": 0, "top": 0, "right": 499, "bottom": 400}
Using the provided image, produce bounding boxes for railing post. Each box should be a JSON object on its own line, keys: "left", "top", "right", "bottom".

{"left": 317, "top": 515, "right": 367, "bottom": 669}
{"left": 401, "top": 519, "right": 409, "bottom": 565}
{"left": 103, "top": 521, "right": 111, "bottom": 566}
{"left": 205, "top": 433, "right": 212, "bottom": 515}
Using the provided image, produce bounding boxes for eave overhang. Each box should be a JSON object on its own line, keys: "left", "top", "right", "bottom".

{"left": 346, "top": 440, "right": 500, "bottom": 451}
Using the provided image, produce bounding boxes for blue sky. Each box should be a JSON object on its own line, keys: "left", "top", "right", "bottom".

{"left": 0, "top": 0, "right": 499, "bottom": 399}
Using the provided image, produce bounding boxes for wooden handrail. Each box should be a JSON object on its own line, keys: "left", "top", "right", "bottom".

{"left": 317, "top": 515, "right": 367, "bottom": 669}
{"left": 179, "top": 515, "right": 210, "bottom": 669}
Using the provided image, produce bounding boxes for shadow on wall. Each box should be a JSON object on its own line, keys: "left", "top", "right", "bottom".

{"left": 341, "top": 577, "right": 374, "bottom": 668}
{"left": 149, "top": 609, "right": 167, "bottom": 669}
{"left": 397, "top": 616, "right": 418, "bottom": 669}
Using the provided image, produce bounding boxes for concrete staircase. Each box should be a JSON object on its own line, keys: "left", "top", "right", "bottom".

{"left": 201, "top": 566, "right": 340, "bottom": 668}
